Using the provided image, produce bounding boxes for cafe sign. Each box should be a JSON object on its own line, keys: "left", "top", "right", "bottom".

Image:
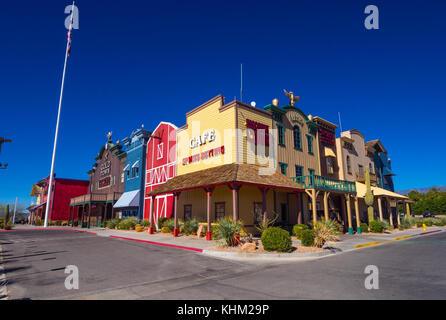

{"left": 189, "top": 129, "right": 216, "bottom": 149}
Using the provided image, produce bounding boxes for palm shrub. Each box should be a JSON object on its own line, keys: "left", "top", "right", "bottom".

{"left": 106, "top": 218, "right": 121, "bottom": 229}
{"left": 117, "top": 217, "right": 138, "bottom": 230}
{"left": 141, "top": 219, "right": 150, "bottom": 227}
{"left": 360, "top": 222, "right": 369, "bottom": 233}
{"left": 301, "top": 229, "right": 315, "bottom": 247}
{"left": 292, "top": 224, "right": 309, "bottom": 240}
{"left": 213, "top": 218, "right": 243, "bottom": 247}
{"left": 163, "top": 219, "right": 176, "bottom": 232}
{"left": 261, "top": 227, "right": 292, "bottom": 252}
{"left": 255, "top": 213, "right": 278, "bottom": 235}
{"left": 312, "top": 220, "right": 339, "bottom": 248}
{"left": 183, "top": 219, "right": 199, "bottom": 235}
{"left": 380, "top": 220, "right": 391, "bottom": 231}
{"left": 399, "top": 217, "right": 412, "bottom": 230}
{"left": 157, "top": 217, "right": 170, "bottom": 229}
{"left": 369, "top": 220, "right": 384, "bottom": 233}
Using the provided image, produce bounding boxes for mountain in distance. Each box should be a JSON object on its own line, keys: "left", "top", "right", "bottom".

{"left": 397, "top": 185, "right": 446, "bottom": 195}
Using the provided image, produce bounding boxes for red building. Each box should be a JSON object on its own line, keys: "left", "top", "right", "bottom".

{"left": 143, "top": 122, "right": 178, "bottom": 227}
{"left": 29, "top": 175, "right": 89, "bottom": 223}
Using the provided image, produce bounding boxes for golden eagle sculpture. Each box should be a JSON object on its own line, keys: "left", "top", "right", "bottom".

{"left": 283, "top": 89, "right": 300, "bottom": 106}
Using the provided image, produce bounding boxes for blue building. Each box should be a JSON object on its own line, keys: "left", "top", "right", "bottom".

{"left": 113, "top": 127, "right": 151, "bottom": 220}
{"left": 366, "top": 140, "right": 395, "bottom": 192}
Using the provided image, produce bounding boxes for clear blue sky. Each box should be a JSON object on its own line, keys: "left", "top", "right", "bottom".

{"left": 1, "top": 0, "right": 445, "bottom": 206}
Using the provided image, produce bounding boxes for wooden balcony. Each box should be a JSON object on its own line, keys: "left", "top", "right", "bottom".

{"left": 355, "top": 171, "right": 377, "bottom": 183}
{"left": 291, "top": 174, "right": 356, "bottom": 193}
{"left": 70, "top": 192, "right": 122, "bottom": 206}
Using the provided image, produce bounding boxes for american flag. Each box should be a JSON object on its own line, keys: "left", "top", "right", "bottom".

{"left": 67, "top": 7, "right": 74, "bottom": 57}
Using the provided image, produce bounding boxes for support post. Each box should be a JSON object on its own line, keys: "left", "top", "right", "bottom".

{"left": 88, "top": 204, "right": 92, "bottom": 229}
{"left": 323, "top": 192, "right": 329, "bottom": 220}
{"left": 149, "top": 196, "right": 155, "bottom": 234}
{"left": 377, "top": 197, "right": 383, "bottom": 221}
{"left": 346, "top": 195, "right": 353, "bottom": 234}
{"left": 387, "top": 197, "right": 393, "bottom": 228}
{"left": 230, "top": 185, "right": 241, "bottom": 222}
{"left": 354, "top": 197, "right": 361, "bottom": 234}
{"left": 294, "top": 192, "right": 302, "bottom": 224}
{"left": 205, "top": 188, "right": 214, "bottom": 240}
{"left": 259, "top": 187, "right": 269, "bottom": 225}
{"left": 173, "top": 192, "right": 180, "bottom": 237}
{"left": 396, "top": 200, "right": 401, "bottom": 227}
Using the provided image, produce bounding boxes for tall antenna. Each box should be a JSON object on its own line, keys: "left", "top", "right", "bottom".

{"left": 338, "top": 112, "right": 343, "bottom": 133}
{"left": 240, "top": 63, "right": 243, "bottom": 102}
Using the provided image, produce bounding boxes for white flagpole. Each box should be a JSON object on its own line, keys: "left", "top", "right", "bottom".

{"left": 12, "top": 197, "right": 17, "bottom": 225}
{"left": 44, "top": 2, "right": 75, "bottom": 228}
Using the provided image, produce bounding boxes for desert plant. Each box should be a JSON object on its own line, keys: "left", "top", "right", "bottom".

{"left": 117, "top": 217, "right": 138, "bottom": 230}
{"left": 433, "top": 219, "right": 444, "bottom": 226}
{"left": 261, "top": 227, "right": 292, "bottom": 252}
{"left": 380, "top": 220, "right": 391, "bottom": 231}
{"left": 255, "top": 213, "right": 279, "bottom": 235}
{"left": 292, "top": 224, "right": 309, "bottom": 240}
{"left": 141, "top": 219, "right": 150, "bottom": 227}
{"left": 312, "top": 220, "right": 339, "bottom": 248}
{"left": 161, "top": 227, "right": 170, "bottom": 233}
{"left": 301, "top": 229, "right": 315, "bottom": 247}
{"left": 183, "top": 219, "right": 199, "bottom": 235}
{"left": 213, "top": 218, "right": 243, "bottom": 247}
{"left": 158, "top": 217, "right": 171, "bottom": 229}
{"left": 416, "top": 221, "right": 423, "bottom": 228}
{"left": 399, "top": 217, "right": 412, "bottom": 230}
{"left": 364, "top": 167, "right": 374, "bottom": 222}
{"left": 163, "top": 219, "right": 175, "bottom": 232}
{"left": 422, "top": 218, "right": 435, "bottom": 226}
{"left": 369, "top": 220, "right": 384, "bottom": 233}
{"left": 360, "top": 222, "right": 369, "bottom": 233}
{"left": 135, "top": 224, "right": 144, "bottom": 232}
{"left": 106, "top": 218, "right": 121, "bottom": 229}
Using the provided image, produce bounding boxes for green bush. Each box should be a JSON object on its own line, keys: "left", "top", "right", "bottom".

{"left": 360, "top": 222, "right": 369, "bottom": 233}
{"left": 261, "top": 227, "right": 292, "bottom": 252}
{"left": 380, "top": 220, "right": 391, "bottom": 231}
{"left": 213, "top": 218, "right": 243, "bottom": 247}
{"left": 440, "top": 217, "right": 446, "bottom": 225}
{"left": 183, "top": 219, "right": 199, "bottom": 235}
{"left": 433, "top": 219, "right": 445, "bottom": 226}
{"left": 106, "top": 218, "right": 121, "bottom": 229}
{"left": 141, "top": 219, "right": 150, "bottom": 227}
{"left": 416, "top": 221, "right": 423, "bottom": 228}
{"left": 399, "top": 217, "right": 412, "bottom": 230}
{"left": 292, "top": 224, "right": 309, "bottom": 239}
{"left": 312, "top": 220, "right": 339, "bottom": 248}
{"left": 301, "top": 229, "right": 315, "bottom": 247}
{"left": 158, "top": 217, "right": 170, "bottom": 229}
{"left": 369, "top": 220, "right": 384, "bottom": 233}
{"left": 422, "top": 218, "right": 434, "bottom": 226}
{"left": 117, "top": 217, "right": 138, "bottom": 230}
{"left": 163, "top": 219, "right": 175, "bottom": 232}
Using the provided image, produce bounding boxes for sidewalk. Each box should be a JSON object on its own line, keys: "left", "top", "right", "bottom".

{"left": 10, "top": 224, "right": 446, "bottom": 260}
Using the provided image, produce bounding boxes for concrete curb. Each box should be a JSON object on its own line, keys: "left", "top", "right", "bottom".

{"left": 201, "top": 248, "right": 335, "bottom": 260}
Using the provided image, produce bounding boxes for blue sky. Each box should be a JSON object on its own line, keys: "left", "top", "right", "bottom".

{"left": 1, "top": 0, "right": 445, "bottom": 206}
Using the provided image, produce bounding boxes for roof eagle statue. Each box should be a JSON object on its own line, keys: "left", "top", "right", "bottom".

{"left": 283, "top": 89, "right": 300, "bottom": 106}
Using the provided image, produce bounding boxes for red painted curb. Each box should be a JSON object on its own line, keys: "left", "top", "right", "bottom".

{"left": 109, "top": 235, "right": 203, "bottom": 253}
{"left": 419, "top": 230, "right": 442, "bottom": 236}
{"left": 0, "top": 228, "right": 97, "bottom": 235}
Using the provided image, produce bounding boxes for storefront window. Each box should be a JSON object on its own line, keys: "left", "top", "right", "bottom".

{"left": 306, "top": 135, "right": 313, "bottom": 154}
{"left": 215, "top": 202, "right": 225, "bottom": 221}
{"left": 293, "top": 126, "right": 301, "bottom": 150}
{"left": 295, "top": 165, "right": 303, "bottom": 177}
{"left": 277, "top": 124, "right": 285, "bottom": 146}
{"left": 184, "top": 205, "right": 192, "bottom": 221}
{"left": 254, "top": 202, "right": 263, "bottom": 223}
{"left": 326, "top": 158, "right": 334, "bottom": 174}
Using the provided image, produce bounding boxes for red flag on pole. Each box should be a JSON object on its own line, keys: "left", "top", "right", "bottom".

{"left": 67, "top": 6, "right": 74, "bottom": 57}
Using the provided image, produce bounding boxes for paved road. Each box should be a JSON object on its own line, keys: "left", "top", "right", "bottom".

{"left": 1, "top": 229, "right": 445, "bottom": 299}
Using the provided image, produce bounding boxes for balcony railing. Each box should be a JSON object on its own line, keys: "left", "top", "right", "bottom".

{"left": 291, "top": 174, "right": 356, "bottom": 193}
{"left": 70, "top": 192, "right": 122, "bottom": 205}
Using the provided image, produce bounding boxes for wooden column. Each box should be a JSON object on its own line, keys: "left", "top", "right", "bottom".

{"left": 345, "top": 195, "right": 353, "bottom": 234}
{"left": 294, "top": 192, "right": 302, "bottom": 224}
{"left": 354, "top": 197, "right": 361, "bottom": 233}
{"left": 88, "top": 204, "right": 92, "bottom": 229}
{"left": 173, "top": 192, "right": 180, "bottom": 237}
{"left": 305, "top": 189, "right": 320, "bottom": 226}
{"left": 229, "top": 184, "right": 241, "bottom": 222}
{"left": 377, "top": 197, "right": 383, "bottom": 221}
{"left": 258, "top": 187, "right": 270, "bottom": 225}
{"left": 396, "top": 200, "right": 401, "bottom": 227}
{"left": 149, "top": 196, "right": 156, "bottom": 234}
{"left": 323, "top": 192, "right": 330, "bottom": 220}
{"left": 205, "top": 188, "right": 214, "bottom": 240}
{"left": 387, "top": 197, "right": 393, "bottom": 227}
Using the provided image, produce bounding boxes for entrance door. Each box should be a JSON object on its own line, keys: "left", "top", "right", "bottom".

{"left": 280, "top": 203, "right": 288, "bottom": 223}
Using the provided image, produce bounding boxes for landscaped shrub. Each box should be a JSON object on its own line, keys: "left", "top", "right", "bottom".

{"left": 117, "top": 217, "right": 138, "bottom": 230}
{"left": 163, "top": 219, "right": 175, "bottom": 232}
{"left": 158, "top": 217, "right": 171, "bottom": 229}
{"left": 183, "top": 219, "right": 199, "bottom": 235}
{"left": 423, "top": 218, "right": 435, "bottom": 226}
{"left": 106, "top": 218, "right": 121, "bottom": 229}
{"left": 36, "top": 219, "right": 44, "bottom": 226}
{"left": 416, "top": 221, "right": 423, "bottom": 228}
{"left": 141, "top": 219, "right": 150, "bottom": 227}
{"left": 380, "top": 220, "right": 391, "bottom": 231}
{"left": 399, "top": 217, "right": 412, "bottom": 230}
{"left": 440, "top": 217, "right": 446, "bottom": 225}
{"left": 213, "top": 218, "right": 243, "bottom": 247}
{"left": 292, "top": 224, "right": 309, "bottom": 240}
{"left": 261, "top": 227, "right": 292, "bottom": 252}
{"left": 161, "top": 227, "right": 170, "bottom": 233}
{"left": 135, "top": 224, "right": 144, "bottom": 232}
{"left": 360, "top": 222, "right": 369, "bottom": 233}
{"left": 301, "top": 229, "right": 315, "bottom": 247}
{"left": 433, "top": 219, "right": 445, "bottom": 226}
{"left": 312, "top": 220, "right": 339, "bottom": 248}
{"left": 369, "top": 220, "right": 384, "bottom": 233}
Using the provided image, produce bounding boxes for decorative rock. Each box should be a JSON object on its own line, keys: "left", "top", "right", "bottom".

{"left": 241, "top": 242, "right": 257, "bottom": 252}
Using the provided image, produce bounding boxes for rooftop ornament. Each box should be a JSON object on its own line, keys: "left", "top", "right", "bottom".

{"left": 283, "top": 89, "right": 300, "bottom": 106}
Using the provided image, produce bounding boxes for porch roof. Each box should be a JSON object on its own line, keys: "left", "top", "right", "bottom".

{"left": 146, "top": 163, "right": 303, "bottom": 196}
{"left": 355, "top": 182, "right": 409, "bottom": 201}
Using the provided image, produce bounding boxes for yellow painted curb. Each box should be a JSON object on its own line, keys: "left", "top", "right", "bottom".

{"left": 355, "top": 241, "right": 382, "bottom": 248}
{"left": 392, "top": 235, "right": 412, "bottom": 241}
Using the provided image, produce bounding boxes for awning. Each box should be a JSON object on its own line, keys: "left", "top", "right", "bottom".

{"left": 383, "top": 167, "right": 395, "bottom": 176}
{"left": 355, "top": 182, "right": 408, "bottom": 200}
{"left": 29, "top": 202, "right": 47, "bottom": 211}
{"left": 131, "top": 160, "right": 140, "bottom": 168}
{"left": 147, "top": 163, "right": 304, "bottom": 196}
{"left": 113, "top": 190, "right": 140, "bottom": 208}
{"left": 324, "top": 147, "right": 336, "bottom": 158}
{"left": 123, "top": 164, "right": 130, "bottom": 171}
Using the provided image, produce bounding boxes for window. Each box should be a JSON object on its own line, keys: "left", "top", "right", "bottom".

{"left": 293, "top": 126, "right": 301, "bottom": 150}
{"left": 277, "top": 124, "right": 285, "bottom": 146}
{"left": 326, "top": 157, "right": 334, "bottom": 174}
{"left": 346, "top": 156, "right": 352, "bottom": 174}
{"left": 215, "top": 202, "right": 225, "bottom": 221}
{"left": 358, "top": 164, "right": 364, "bottom": 175}
{"left": 369, "top": 163, "right": 373, "bottom": 174}
{"left": 184, "top": 205, "right": 192, "bottom": 221}
{"left": 306, "top": 135, "right": 313, "bottom": 154}
{"left": 157, "top": 143, "right": 164, "bottom": 160}
{"left": 254, "top": 202, "right": 263, "bottom": 223}
{"left": 280, "top": 203, "right": 288, "bottom": 222}
{"left": 279, "top": 162, "right": 288, "bottom": 175}
{"left": 121, "top": 172, "right": 125, "bottom": 183}
{"left": 308, "top": 168, "right": 315, "bottom": 186}
{"left": 295, "top": 165, "right": 303, "bottom": 177}
{"left": 131, "top": 166, "right": 139, "bottom": 178}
